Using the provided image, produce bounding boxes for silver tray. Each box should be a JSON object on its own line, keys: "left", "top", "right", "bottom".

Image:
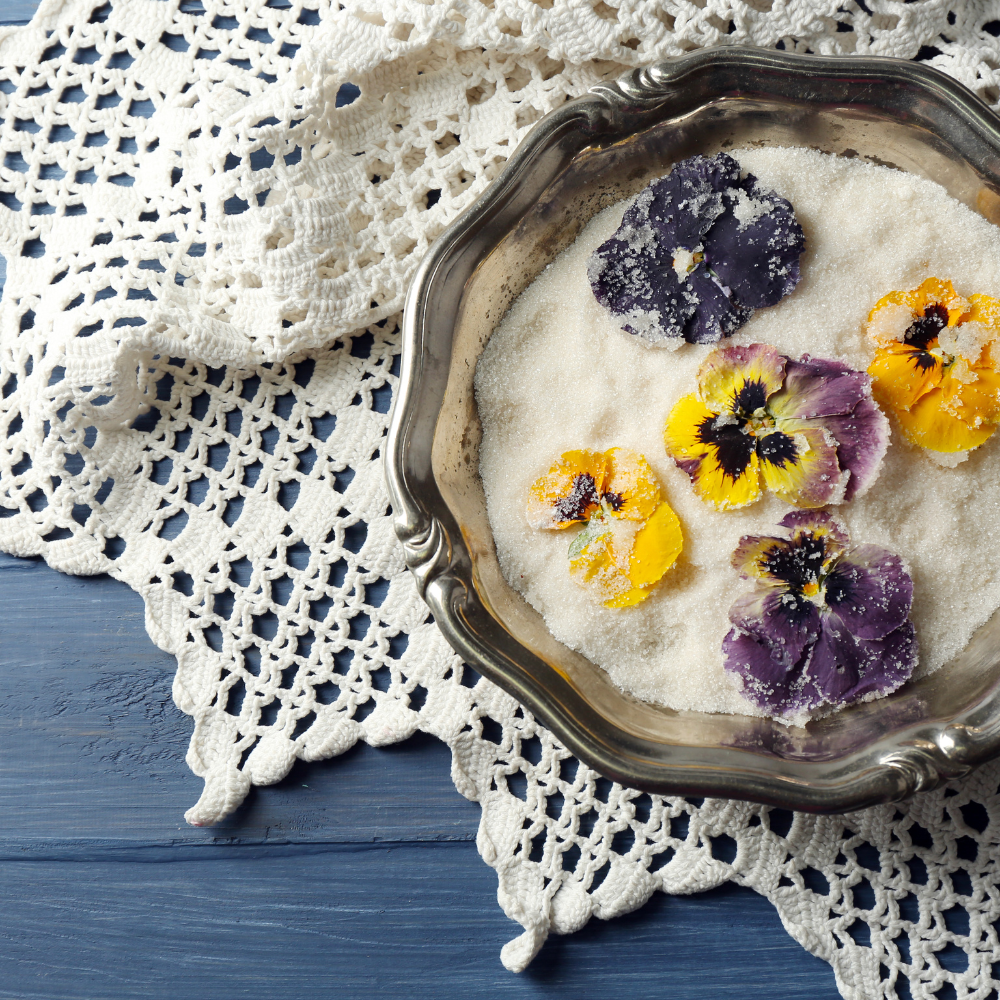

{"left": 385, "top": 47, "right": 1000, "bottom": 812}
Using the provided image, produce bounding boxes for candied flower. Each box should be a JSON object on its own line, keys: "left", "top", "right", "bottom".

{"left": 664, "top": 343, "right": 889, "bottom": 511}
{"left": 866, "top": 277, "right": 1000, "bottom": 460}
{"left": 723, "top": 511, "right": 917, "bottom": 717}
{"left": 587, "top": 152, "right": 805, "bottom": 348}
{"left": 527, "top": 448, "right": 683, "bottom": 608}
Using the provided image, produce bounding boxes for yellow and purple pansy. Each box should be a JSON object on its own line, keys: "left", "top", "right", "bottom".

{"left": 527, "top": 449, "right": 683, "bottom": 608}
{"left": 663, "top": 343, "right": 889, "bottom": 511}
{"left": 866, "top": 277, "right": 1000, "bottom": 460}
{"left": 723, "top": 510, "right": 917, "bottom": 717}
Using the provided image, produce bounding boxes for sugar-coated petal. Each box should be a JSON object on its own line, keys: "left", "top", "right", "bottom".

{"left": 685, "top": 433, "right": 761, "bottom": 510}
{"left": 722, "top": 628, "right": 823, "bottom": 715}
{"left": 664, "top": 390, "right": 763, "bottom": 509}
{"left": 628, "top": 501, "right": 683, "bottom": 590}
{"left": 778, "top": 509, "right": 850, "bottom": 557}
{"left": 820, "top": 394, "right": 890, "bottom": 502}
{"left": 698, "top": 342, "right": 786, "bottom": 415}
{"left": 663, "top": 392, "right": 718, "bottom": 465}
{"left": 683, "top": 267, "right": 754, "bottom": 344}
{"left": 806, "top": 612, "right": 917, "bottom": 706}
{"left": 732, "top": 526, "right": 832, "bottom": 588}
{"left": 706, "top": 177, "right": 804, "bottom": 308}
{"left": 604, "top": 448, "right": 661, "bottom": 522}
{"left": 728, "top": 586, "right": 821, "bottom": 671}
{"left": 730, "top": 533, "right": 791, "bottom": 580}
{"left": 822, "top": 543, "right": 913, "bottom": 640}
{"left": 759, "top": 421, "right": 846, "bottom": 508}
{"left": 569, "top": 524, "right": 649, "bottom": 609}
{"left": 588, "top": 232, "right": 692, "bottom": 346}
{"left": 949, "top": 358, "right": 1000, "bottom": 425}
{"left": 894, "top": 382, "right": 998, "bottom": 453}
{"left": 526, "top": 450, "right": 607, "bottom": 529}
{"left": 868, "top": 341, "right": 944, "bottom": 414}
{"left": 867, "top": 278, "right": 970, "bottom": 347}
{"left": 643, "top": 155, "right": 729, "bottom": 248}
{"left": 768, "top": 356, "right": 869, "bottom": 420}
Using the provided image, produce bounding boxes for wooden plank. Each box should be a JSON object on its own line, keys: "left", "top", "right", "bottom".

{"left": 0, "top": 847, "right": 838, "bottom": 1000}
{"left": 1, "top": 2, "right": 36, "bottom": 25}
{"left": 0, "top": 552, "right": 480, "bottom": 847}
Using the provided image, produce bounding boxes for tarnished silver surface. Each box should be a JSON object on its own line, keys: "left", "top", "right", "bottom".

{"left": 385, "top": 47, "right": 1000, "bottom": 813}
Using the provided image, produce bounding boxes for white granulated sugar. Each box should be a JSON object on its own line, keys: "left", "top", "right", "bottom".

{"left": 474, "top": 146, "right": 1000, "bottom": 721}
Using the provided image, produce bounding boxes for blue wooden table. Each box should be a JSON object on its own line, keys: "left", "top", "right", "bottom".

{"left": 0, "top": 551, "right": 840, "bottom": 998}
{"left": 0, "top": 2, "right": 839, "bottom": 994}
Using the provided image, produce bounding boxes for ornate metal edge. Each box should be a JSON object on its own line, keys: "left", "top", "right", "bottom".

{"left": 386, "top": 47, "right": 1000, "bottom": 813}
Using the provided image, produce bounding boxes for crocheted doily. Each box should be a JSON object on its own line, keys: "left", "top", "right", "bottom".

{"left": 4, "top": 1, "right": 1000, "bottom": 995}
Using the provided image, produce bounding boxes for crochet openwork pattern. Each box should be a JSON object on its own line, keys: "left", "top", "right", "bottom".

{"left": 4, "top": 1, "right": 1000, "bottom": 995}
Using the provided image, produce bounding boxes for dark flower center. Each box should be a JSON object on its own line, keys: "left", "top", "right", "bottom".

{"left": 554, "top": 474, "right": 625, "bottom": 522}
{"left": 554, "top": 473, "right": 599, "bottom": 522}
{"left": 603, "top": 491, "right": 625, "bottom": 512}
{"left": 756, "top": 430, "right": 797, "bottom": 469}
{"left": 696, "top": 375, "right": 800, "bottom": 482}
{"left": 733, "top": 379, "right": 769, "bottom": 414}
{"left": 904, "top": 302, "right": 948, "bottom": 370}
{"left": 761, "top": 532, "right": 826, "bottom": 591}
{"left": 697, "top": 417, "right": 755, "bottom": 482}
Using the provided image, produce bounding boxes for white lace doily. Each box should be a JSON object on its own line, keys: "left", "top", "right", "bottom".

{"left": 3, "top": 0, "right": 1000, "bottom": 995}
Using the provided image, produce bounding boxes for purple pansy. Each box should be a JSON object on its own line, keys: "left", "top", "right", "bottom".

{"left": 587, "top": 153, "right": 805, "bottom": 347}
{"left": 722, "top": 511, "right": 917, "bottom": 717}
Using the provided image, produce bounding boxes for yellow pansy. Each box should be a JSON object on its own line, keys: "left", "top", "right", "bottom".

{"left": 527, "top": 448, "right": 682, "bottom": 608}
{"left": 866, "top": 278, "right": 1000, "bottom": 458}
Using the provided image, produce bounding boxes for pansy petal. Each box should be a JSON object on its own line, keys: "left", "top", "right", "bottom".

{"left": 806, "top": 612, "right": 917, "bottom": 706}
{"left": 822, "top": 543, "right": 913, "bottom": 640}
{"left": 769, "top": 356, "right": 869, "bottom": 420}
{"left": 895, "top": 382, "right": 998, "bottom": 453}
{"left": 722, "top": 629, "right": 823, "bottom": 715}
{"left": 868, "top": 341, "right": 944, "bottom": 413}
{"left": 664, "top": 393, "right": 762, "bottom": 508}
{"left": 909, "top": 277, "right": 970, "bottom": 326}
{"left": 734, "top": 525, "right": 830, "bottom": 589}
{"left": 968, "top": 292, "right": 1000, "bottom": 328}
{"left": 705, "top": 179, "right": 804, "bottom": 308}
{"left": 729, "top": 586, "right": 821, "bottom": 671}
{"left": 731, "top": 534, "right": 791, "bottom": 580}
{"left": 819, "top": 395, "right": 890, "bottom": 502}
{"left": 867, "top": 278, "right": 969, "bottom": 347}
{"left": 758, "top": 421, "right": 846, "bottom": 508}
{"left": 844, "top": 621, "right": 919, "bottom": 701}
{"left": 663, "top": 393, "right": 718, "bottom": 464}
{"left": 683, "top": 268, "right": 754, "bottom": 344}
{"left": 699, "top": 343, "right": 786, "bottom": 414}
{"left": 695, "top": 444, "right": 762, "bottom": 509}
{"left": 604, "top": 448, "right": 661, "bottom": 522}
{"left": 588, "top": 234, "right": 693, "bottom": 345}
{"left": 778, "top": 509, "right": 850, "bottom": 558}
{"left": 570, "top": 527, "right": 651, "bottom": 609}
{"left": 722, "top": 628, "right": 796, "bottom": 690}
{"left": 946, "top": 362, "right": 1000, "bottom": 425}
{"left": 527, "top": 450, "right": 607, "bottom": 530}
{"left": 628, "top": 501, "right": 683, "bottom": 590}
{"left": 643, "top": 156, "right": 729, "bottom": 248}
